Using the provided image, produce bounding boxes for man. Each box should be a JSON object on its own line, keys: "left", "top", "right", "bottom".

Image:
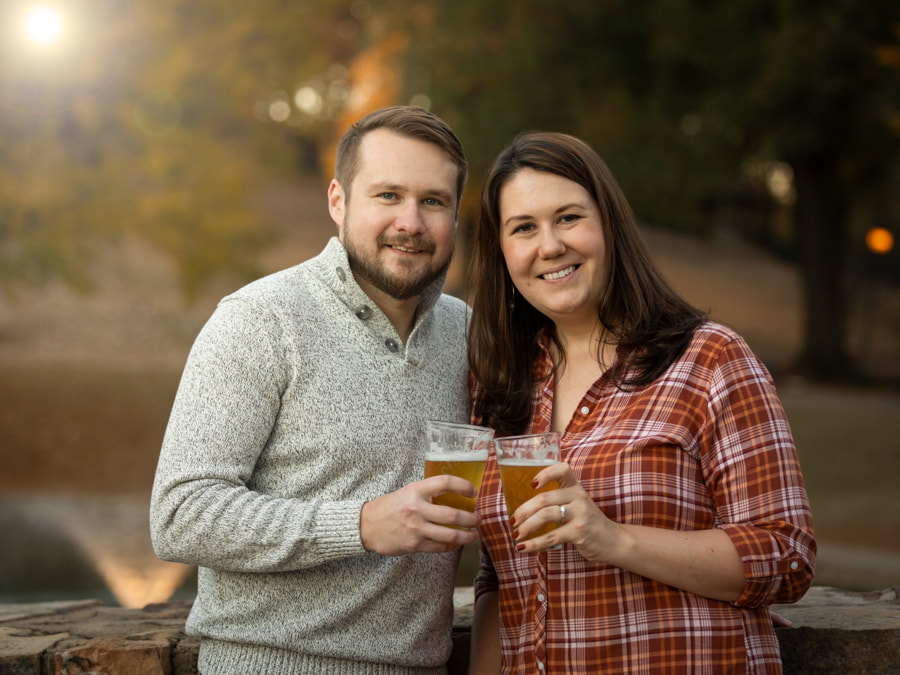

{"left": 150, "top": 106, "right": 474, "bottom": 674}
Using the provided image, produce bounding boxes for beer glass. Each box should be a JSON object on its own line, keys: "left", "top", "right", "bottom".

{"left": 424, "top": 421, "right": 494, "bottom": 518}
{"left": 494, "top": 432, "right": 561, "bottom": 541}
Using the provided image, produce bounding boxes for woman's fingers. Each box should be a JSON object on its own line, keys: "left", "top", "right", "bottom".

{"left": 532, "top": 462, "right": 576, "bottom": 488}
{"left": 512, "top": 489, "right": 580, "bottom": 541}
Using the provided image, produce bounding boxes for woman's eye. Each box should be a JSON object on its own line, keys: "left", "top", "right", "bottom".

{"left": 559, "top": 214, "right": 580, "bottom": 224}
{"left": 511, "top": 222, "right": 535, "bottom": 235}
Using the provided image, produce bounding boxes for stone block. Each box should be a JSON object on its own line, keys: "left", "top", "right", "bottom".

{"left": 777, "top": 627, "right": 900, "bottom": 674}
{"left": 0, "top": 598, "right": 196, "bottom": 675}
{"left": 1, "top": 586, "right": 898, "bottom": 674}
{"left": 52, "top": 636, "right": 173, "bottom": 675}
{"left": 772, "top": 586, "right": 900, "bottom": 674}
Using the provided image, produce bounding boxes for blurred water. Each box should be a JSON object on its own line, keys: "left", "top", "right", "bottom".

{"left": 0, "top": 494, "right": 193, "bottom": 608}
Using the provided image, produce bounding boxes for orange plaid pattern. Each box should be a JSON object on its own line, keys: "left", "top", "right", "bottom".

{"left": 474, "top": 323, "right": 816, "bottom": 674}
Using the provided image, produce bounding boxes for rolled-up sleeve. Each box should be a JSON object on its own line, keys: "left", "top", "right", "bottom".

{"left": 704, "top": 337, "right": 816, "bottom": 608}
{"left": 722, "top": 521, "right": 815, "bottom": 607}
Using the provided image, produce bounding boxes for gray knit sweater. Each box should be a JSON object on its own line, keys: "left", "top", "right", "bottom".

{"left": 150, "top": 237, "right": 471, "bottom": 674}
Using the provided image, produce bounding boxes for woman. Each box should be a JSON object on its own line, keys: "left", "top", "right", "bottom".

{"left": 467, "top": 132, "right": 816, "bottom": 674}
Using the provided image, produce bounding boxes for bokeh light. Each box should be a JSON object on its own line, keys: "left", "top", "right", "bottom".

{"left": 294, "top": 86, "right": 324, "bottom": 115}
{"left": 766, "top": 162, "right": 796, "bottom": 204}
{"left": 866, "top": 227, "right": 895, "bottom": 255}
{"left": 268, "top": 97, "right": 291, "bottom": 123}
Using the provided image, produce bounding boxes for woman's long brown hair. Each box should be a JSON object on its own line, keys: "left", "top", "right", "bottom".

{"left": 467, "top": 132, "right": 707, "bottom": 436}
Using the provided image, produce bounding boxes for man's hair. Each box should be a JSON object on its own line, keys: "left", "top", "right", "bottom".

{"left": 334, "top": 106, "right": 468, "bottom": 206}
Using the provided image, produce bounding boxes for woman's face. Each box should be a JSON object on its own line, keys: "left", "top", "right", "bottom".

{"left": 498, "top": 168, "right": 607, "bottom": 330}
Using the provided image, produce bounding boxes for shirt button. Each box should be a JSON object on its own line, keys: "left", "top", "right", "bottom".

{"left": 537, "top": 660, "right": 545, "bottom": 671}
{"left": 790, "top": 561, "right": 799, "bottom": 570}
{"left": 335, "top": 267, "right": 346, "bottom": 282}
{"left": 354, "top": 305, "right": 372, "bottom": 320}
{"left": 580, "top": 405, "right": 590, "bottom": 415}
{"left": 537, "top": 593, "right": 545, "bottom": 602}
{"left": 385, "top": 338, "right": 399, "bottom": 353}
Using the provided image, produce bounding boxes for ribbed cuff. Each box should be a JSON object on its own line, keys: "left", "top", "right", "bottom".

{"left": 312, "top": 499, "right": 367, "bottom": 561}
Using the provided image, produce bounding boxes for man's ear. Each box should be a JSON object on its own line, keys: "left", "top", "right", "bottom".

{"left": 327, "top": 179, "right": 345, "bottom": 235}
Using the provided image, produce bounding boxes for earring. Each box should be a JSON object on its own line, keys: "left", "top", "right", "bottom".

{"left": 508, "top": 287, "right": 516, "bottom": 312}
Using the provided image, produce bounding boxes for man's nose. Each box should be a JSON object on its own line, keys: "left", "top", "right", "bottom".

{"left": 394, "top": 201, "right": 426, "bottom": 234}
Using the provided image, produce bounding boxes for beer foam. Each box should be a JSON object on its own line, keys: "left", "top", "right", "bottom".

{"left": 425, "top": 450, "right": 489, "bottom": 461}
{"left": 497, "top": 458, "right": 556, "bottom": 466}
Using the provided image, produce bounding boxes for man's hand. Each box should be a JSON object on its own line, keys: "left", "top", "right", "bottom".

{"left": 360, "top": 476, "right": 480, "bottom": 555}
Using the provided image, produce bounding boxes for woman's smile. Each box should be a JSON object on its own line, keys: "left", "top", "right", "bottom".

{"left": 540, "top": 264, "right": 579, "bottom": 281}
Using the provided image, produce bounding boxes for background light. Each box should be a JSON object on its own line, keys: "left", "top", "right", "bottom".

{"left": 23, "top": 5, "right": 63, "bottom": 46}
{"left": 865, "top": 227, "right": 895, "bottom": 255}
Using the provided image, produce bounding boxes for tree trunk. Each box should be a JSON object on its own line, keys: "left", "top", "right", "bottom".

{"left": 790, "top": 155, "right": 853, "bottom": 379}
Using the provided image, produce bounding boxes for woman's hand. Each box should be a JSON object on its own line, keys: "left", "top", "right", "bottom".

{"left": 510, "top": 462, "right": 620, "bottom": 560}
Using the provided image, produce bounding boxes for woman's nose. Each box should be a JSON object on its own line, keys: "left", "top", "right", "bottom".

{"left": 538, "top": 227, "right": 565, "bottom": 258}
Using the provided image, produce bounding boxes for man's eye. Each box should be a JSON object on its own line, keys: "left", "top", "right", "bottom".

{"left": 379, "top": 192, "right": 397, "bottom": 200}
{"left": 423, "top": 197, "right": 443, "bottom": 206}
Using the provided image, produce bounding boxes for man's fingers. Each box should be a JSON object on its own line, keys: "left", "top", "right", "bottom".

{"left": 426, "top": 502, "right": 480, "bottom": 529}
{"left": 420, "top": 474, "right": 478, "bottom": 497}
{"left": 419, "top": 520, "right": 480, "bottom": 548}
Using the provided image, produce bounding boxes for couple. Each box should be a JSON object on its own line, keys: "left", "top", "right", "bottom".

{"left": 150, "top": 106, "right": 816, "bottom": 674}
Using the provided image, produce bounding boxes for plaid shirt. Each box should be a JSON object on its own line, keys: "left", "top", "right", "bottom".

{"left": 474, "top": 322, "right": 816, "bottom": 674}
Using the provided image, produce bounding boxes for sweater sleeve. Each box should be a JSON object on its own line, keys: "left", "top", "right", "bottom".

{"left": 149, "top": 298, "right": 367, "bottom": 572}
{"left": 702, "top": 335, "right": 817, "bottom": 608}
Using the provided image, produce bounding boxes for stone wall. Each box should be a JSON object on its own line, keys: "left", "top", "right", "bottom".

{"left": 2, "top": 586, "right": 898, "bottom": 674}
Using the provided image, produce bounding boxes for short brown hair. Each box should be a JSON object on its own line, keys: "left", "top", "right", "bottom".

{"left": 334, "top": 106, "right": 468, "bottom": 206}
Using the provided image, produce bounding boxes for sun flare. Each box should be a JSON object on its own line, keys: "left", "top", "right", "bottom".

{"left": 23, "top": 5, "right": 63, "bottom": 46}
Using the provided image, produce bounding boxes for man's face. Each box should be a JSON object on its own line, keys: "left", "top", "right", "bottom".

{"left": 328, "top": 129, "right": 458, "bottom": 302}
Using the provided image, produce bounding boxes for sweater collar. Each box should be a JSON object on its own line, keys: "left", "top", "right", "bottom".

{"left": 313, "top": 236, "right": 447, "bottom": 328}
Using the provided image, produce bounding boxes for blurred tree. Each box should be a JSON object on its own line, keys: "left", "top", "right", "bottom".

{"left": 397, "top": 0, "right": 900, "bottom": 380}
{"left": 738, "top": 1, "right": 900, "bottom": 379}
{"left": 653, "top": 0, "right": 900, "bottom": 379}
{"left": 0, "top": 0, "right": 358, "bottom": 299}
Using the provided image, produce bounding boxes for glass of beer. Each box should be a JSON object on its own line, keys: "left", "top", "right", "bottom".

{"left": 424, "top": 420, "right": 494, "bottom": 520}
{"left": 494, "top": 432, "right": 561, "bottom": 541}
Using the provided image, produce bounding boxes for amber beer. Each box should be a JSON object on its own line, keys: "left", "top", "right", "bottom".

{"left": 424, "top": 452, "right": 489, "bottom": 513}
{"left": 424, "top": 421, "right": 494, "bottom": 526}
{"left": 497, "top": 460, "right": 560, "bottom": 540}
{"left": 494, "top": 432, "right": 561, "bottom": 542}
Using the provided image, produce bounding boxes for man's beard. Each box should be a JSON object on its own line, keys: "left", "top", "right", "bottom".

{"left": 344, "top": 232, "right": 453, "bottom": 300}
